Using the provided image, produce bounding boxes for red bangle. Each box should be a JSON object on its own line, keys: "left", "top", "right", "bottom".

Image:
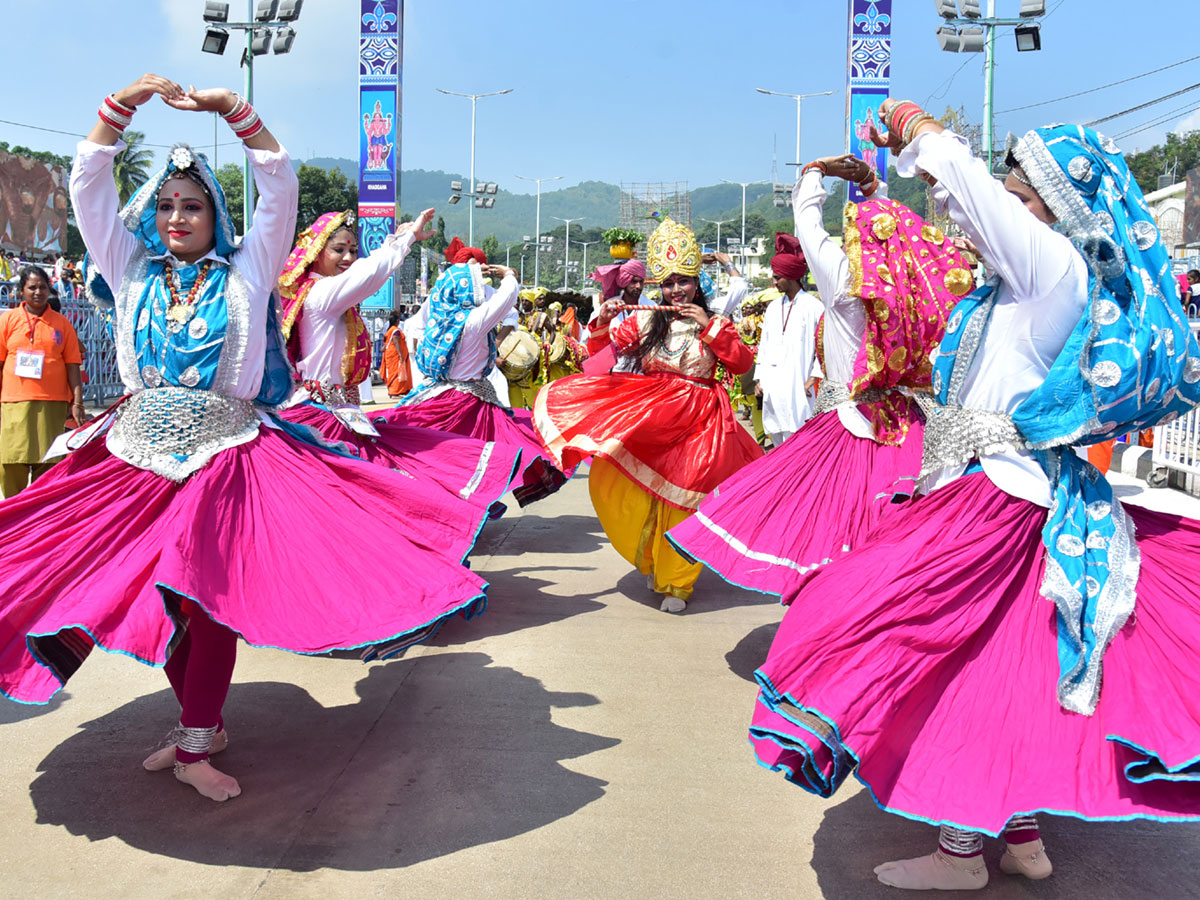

{"left": 893, "top": 107, "right": 924, "bottom": 142}
{"left": 801, "top": 161, "right": 828, "bottom": 178}
{"left": 886, "top": 101, "right": 920, "bottom": 135}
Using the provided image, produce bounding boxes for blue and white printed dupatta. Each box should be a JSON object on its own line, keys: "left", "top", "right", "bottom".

{"left": 930, "top": 125, "right": 1200, "bottom": 715}
{"left": 406, "top": 261, "right": 494, "bottom": 393}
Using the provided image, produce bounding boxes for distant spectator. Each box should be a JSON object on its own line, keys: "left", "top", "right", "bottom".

{"left": 380, "top": 309, "right": 412, "bottom": 397}
{"left": 0, "top": 266, "right": 84, "bottom": 497}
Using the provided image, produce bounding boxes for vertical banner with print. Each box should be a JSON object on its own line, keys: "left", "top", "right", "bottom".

{"left": 845, "top": 0, "right": 892, "bottom": 203}
{"left": 358, "top": 0, "right": 402, "bottom": 309}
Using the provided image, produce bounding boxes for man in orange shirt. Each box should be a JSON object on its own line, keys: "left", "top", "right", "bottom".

{"left": 0, "top": 266, "right": 84, "bottom": 496}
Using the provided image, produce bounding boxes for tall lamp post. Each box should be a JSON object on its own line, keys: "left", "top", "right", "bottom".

{"left": 754, "top": 87, "right": 837, "bottom": 167}
{"left": 934, "top": 0, "right": 1046, "bottom": 173}
{"left": 719, "top": 179, "right": 766, "bottom": 271}
{"left": 550, "top": 216, "right": 584, "bottom": 289}
{"left": 435, "top": 87, "right": 513, "bottom": 245}
{"left": 573, "top": 239, "right": 599, "bottom": 290}
{"left": 515, "top": 173, "right": 562, "bottom": 286}
{"left": 199, "top": 0, "right": 303, "bottom": 229}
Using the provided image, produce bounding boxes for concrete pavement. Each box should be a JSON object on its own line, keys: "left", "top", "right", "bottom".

{"left": 2, "top": 465, "right": 1199, "bottom": 899}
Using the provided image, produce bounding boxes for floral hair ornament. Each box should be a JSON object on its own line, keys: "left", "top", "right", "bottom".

{"left": 646, "top": 217, "right": 701, "bottom": 284}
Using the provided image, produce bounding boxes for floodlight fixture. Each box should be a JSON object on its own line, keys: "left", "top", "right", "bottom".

{"left": 774, "top": 197, "right": 788, "bottom": 208}
{"left": 523, "top": 235, "right": 532, "bottom": 242}
{"left": 958, "top": 26, "right": 985, "bottom": 52}
{"left": 475, "top": 182, "right": 487, "bottom": 193}
{"left": 1014, "top": 23, "right": 1041, "bottom": 51}
{"left": 276, "top": 0, "right": 303, "bottom": 21}
{"left": 484, "top": 198, "right": 495, "bottom": 208}
{"left": 203, "top": 1, "right": 229, "bottom": 23}
{"left": 934, "top": 0, "right": 959, "bottom": 18}
{"left": 935, "top": 25, "right": 961, "bottom": 51}
{"left": 448, "top": 194, "right": 461, "bottom": 205}
{"left": 959, "top": 0, "right": 981, "bottom": 16}
{"left": 201, "top": 27, "right": 230, "bottom": 54}
{"left": 474, "top": 197, "right": 486, "bottom": 208}
{"left": 250, "top": 28, "right": 271, "bottom": 55}
{"left": 273, "top": 26, "right": 296, "bottom": 54}
{"left": 254, "top": 0, "right": 278, "bottom": 22}
{"left": 1019, "top": 0, "right": 1046, "bottom": 16}
{"left": 450, "top": 180, "right": 463, "bottom": 191}
{"left": 486, "top": 183, "right": 498, "bottom": 194}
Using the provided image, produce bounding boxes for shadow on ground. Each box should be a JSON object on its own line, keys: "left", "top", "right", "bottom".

{"left": 431, "top": 565, "right": 607, "bottom": 646}
{"left": 613, "top": 567, "right": 780, "bottom": 617}
{"left": 725, "top": 622, "right": 779, "bottom": 684}
{"left": 29, "top": 652, "right": 618, "bottom": 871}
{"left": 475, "top": 513, "right": 609, "bottom": 558}
{"left": 811, "top": 790, "right": 1200, "bottom": 899}
{"left": 0, "top": 690, "right": 66, "bottom": 725}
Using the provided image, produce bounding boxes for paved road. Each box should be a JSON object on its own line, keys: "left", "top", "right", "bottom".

{"left": 2, "top": 465, "right": 1198, "bottom": 899}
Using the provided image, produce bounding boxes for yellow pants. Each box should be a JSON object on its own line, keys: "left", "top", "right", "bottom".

{"left": 588, "top": 458, "right": 703, "bottom": 601}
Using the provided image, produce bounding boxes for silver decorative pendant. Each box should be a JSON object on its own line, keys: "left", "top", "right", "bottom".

{"left": 188, "top": 317, "right": 209, "bottom": 340}
{"left": 179, "top": 365, "right": 201, "bottom": 387}
{"left": 141, "top": 365, "right": 163, "bottom": 388}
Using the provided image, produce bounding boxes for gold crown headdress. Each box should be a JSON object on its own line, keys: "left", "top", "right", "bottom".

{"left": 646, "top": 217, "right": 701, "bottom": 283}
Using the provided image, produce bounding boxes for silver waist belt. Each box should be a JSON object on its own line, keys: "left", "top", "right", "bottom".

{"left": 406, "top": 377, "right": 503, "bottom": 408}
{"left": 106, "top": 386, "right": 261, "bottom": 481}
{"left": 916, "top": 395, "right": 1029, "bottom": 479}
{"left": 307, "top": 382, "right": 361, "bottom": 407}
{"left": 812, "top": 380, "right": 890, "bottom": 418}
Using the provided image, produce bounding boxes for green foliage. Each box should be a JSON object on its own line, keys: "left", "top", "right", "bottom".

{"left": 214, "top": 163, "right": 245, "bottom": 234}
{"left": 295, "top": 163, "right": 357, "bottom": 233}
{"left": 112, "top": 130, "right": 153, "bottom": 205}
{"left": 480, "top": 234, "right": 501, "bottom": 262}
{"left": 0, "top": 142, "right": 71, "bottom": 168}
{"left": 429, "top": 215, "right": 448, "bottom": 254}
{"left": 600, "top": 227, "right": 643, "bottom": 244}
{"left": 1126, "top": 130, "right": 1200, "bottom": 195}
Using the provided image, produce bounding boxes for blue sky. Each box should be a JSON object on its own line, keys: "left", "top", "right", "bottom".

{"left": 4, "top": 1, "right": 1199, "bottom": 193}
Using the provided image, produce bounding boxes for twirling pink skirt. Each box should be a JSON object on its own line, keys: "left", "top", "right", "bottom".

{"left": 278, "top": 401, "right": 521, "bottom": 515}
{"left": 750, "top": 471, "right": 1200, "bottom": 835}
{"left": 667, "top": 410, "right": 922, "bottom": 598}
{"left": 378, "top": 389, "right": 571, "bottom": 506}
{"left": 0, "top": 426, "right": 497, "bottom": 705}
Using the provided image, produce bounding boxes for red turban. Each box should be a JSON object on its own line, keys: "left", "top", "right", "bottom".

{"left": 771, "top": 232, "right": 808, "bottom": 280}
{"left": 445, "top": 236, "right": 488, "bottom": 265}
{"left": 590, "top": 259, "right": 647, "bottom": 299}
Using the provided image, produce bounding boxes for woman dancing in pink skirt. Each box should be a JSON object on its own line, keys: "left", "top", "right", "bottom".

{"left": 750, "top": 100, "right": 1200, "bottom": 890}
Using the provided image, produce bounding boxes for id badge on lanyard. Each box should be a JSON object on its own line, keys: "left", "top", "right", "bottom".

{"left": 15, "top": 306, "right": 46, "bottom": 378}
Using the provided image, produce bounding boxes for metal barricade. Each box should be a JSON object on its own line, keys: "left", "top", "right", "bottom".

{"left": 1150, "top": 319, "right": 1200, "bottom": 492}
{"left": 58, "top": 297, "right": 124, "bottom": 403}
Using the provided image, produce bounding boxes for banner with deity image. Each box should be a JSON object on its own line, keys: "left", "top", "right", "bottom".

{"left": 0, "top": 150, "right": 68, "bottom": 255}
{"left": 845, "top": 0, "right": 892, "bottom": 203}
{"left": 358, "top": 0, "right": 403, "bottom": 309}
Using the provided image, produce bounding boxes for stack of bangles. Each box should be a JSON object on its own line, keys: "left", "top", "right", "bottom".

{"left": 885, "top": 100, "right": 937, "bottom": 150}
{"left": 222, "top": 94, "right": 264, "bottom": 140}
{"left": 98, "top": 95, "right": 136, "bottom": 133}
{"left": 801, "top": 160, "right": 880, "bottom": 197}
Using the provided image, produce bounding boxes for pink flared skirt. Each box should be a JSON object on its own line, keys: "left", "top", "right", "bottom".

{"left": 667, "top": 410, "right": 922, "bottom": 598}
{"left": 278, "top": 401, "right": 521, "bottom": 516}
{"left": 378, "top": 389, "right": 570, "bottom": 506}
{"left": 750, "top": 471, "right": 1200, "bottom": 835}
{"left": 0, "top": 426, "right": 499, "bottom": 705}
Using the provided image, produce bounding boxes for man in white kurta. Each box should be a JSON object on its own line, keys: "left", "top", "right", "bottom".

{"left": 755, "top": 233, "right": 823, "bottom": 446}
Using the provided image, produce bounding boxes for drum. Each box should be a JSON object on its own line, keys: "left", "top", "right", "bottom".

{"left": 497, "top": 330, "right": 539, "bottom": 382}
{"left": 546, "top": 332, "right": 568, "bottom": 365}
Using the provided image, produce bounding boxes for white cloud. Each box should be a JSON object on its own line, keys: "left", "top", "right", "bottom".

{"left": 1171, "top": 106, "right": 1200, "bottom": 136}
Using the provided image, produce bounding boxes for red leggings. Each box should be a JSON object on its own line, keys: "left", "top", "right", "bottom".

{"left": 163, "top": 606, "right": 238, "bottom": 763}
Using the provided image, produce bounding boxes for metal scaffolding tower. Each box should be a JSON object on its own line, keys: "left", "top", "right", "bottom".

{"left": 618, "top": 181, "right": 692, "bottom": 239}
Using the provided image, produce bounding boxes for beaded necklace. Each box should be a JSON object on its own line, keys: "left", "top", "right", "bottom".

{"left": 164, "top": 260, "right": 213, "bottom": 330}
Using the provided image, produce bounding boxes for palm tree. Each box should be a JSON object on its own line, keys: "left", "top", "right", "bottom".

{"left": 112, "top": 130, "right": 154, "bottom": 204}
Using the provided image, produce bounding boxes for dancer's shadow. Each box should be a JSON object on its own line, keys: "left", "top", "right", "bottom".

{"left": 0, "top": 690, "right": 66, "bottom": 725}
{"left": 431, "top": 564, "right": 607, "bottom": 645}
{"left": 477, "top": 513, "right": 608, "bottom": 558}
{"left": 614, "top": 567, "right": 780, "bottom": 616}
{"left": 29, "top": 652, "right": 618, "bottom": 871}
{"left": 812, "top": 790, "right": 1200, "bottom": 899}
{"left": 725, "top": 622, "right": 779, "bottom": 684}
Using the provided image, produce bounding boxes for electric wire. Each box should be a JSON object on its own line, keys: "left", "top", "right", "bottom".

{"left": 997, "top": 54, "right": 1200, "bottom": 115}
{"left": 1085, "top": 83, "right": 1200, "bottom": 127}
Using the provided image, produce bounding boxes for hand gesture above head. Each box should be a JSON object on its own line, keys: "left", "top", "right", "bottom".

{"left": 398, "top": 208, "right": 436, "bottom": 242}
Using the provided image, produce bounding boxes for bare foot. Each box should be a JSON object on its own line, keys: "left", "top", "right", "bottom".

{"left": 174, "top": 758, "right": 241, "bottom": 801}
{"left": 874, "top": 851, "right": 988, "bottom": 891}
{"left": 143, "top": 729, "right": 228, "bottom": 771}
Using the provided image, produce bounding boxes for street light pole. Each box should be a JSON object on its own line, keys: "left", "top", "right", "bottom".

{"left": 573, "top": 239, "right": 599, "bottom": 290}
{"left": 720, "top": 180, "right": 765, "bottom": 272}
{"left": 755, "top": 88, "right": 836, "bottom": 166}
{"left": 436, "top": 87, "right": 513, "bottom": 245}
{"left": 515, "top": 173, "right": 562, "bottom": 287}
{"left": 551, "top": 216, "right": 584, "bottom": 289}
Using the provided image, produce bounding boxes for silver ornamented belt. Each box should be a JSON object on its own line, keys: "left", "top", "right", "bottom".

{"left": 406, "top": 377, "right": 503, "bottom": 408}
{"left": 106, "top": 386, "right": 261, "bottom": 481}
{"left": 305, "top": 381, "right": 361, "bottom": 407}
{"left": 916, "top": 395, "right": 1029, "bottom": 480}
{"left": 812, "top": 380, "right": 889, "bottom": 418}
